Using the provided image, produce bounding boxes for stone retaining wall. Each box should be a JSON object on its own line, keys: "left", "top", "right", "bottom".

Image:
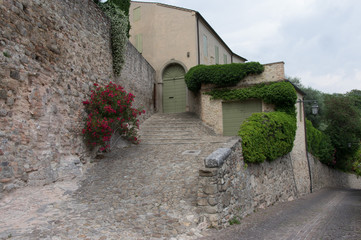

{"left": 310, "top": 154, "right": 361, "bottom": 190}
{"left": 198, "top": 139, "right": 298, "bottom": 227}
{"left": 0, "top": 0, "right": 155, "bottom": 197}
{"left": 198, "top": 140, "right": 361, "bottom": 228}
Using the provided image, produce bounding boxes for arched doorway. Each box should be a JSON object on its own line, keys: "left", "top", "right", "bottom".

{"left": 162, "top": 64, "right": 186, "bottom": 113}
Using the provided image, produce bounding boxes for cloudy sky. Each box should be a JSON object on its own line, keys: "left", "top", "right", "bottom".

{"left": 135, "top": 0, "right": 361, "bottom": 94}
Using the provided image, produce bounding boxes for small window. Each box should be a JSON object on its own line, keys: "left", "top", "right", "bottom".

{"left": 203, "top": 35, "right": 208, "bottom": 57}
{"left": 224, "top": 54, "right": 227, "bottom": 64}
{"left": 215, "top": 46, "right": 219, "bottom": 64}
{"left": 133, "top": 7, "right": 141, "bottom": 22}
{"left": 135, "top": 34, "right": 143, "bottom": 53}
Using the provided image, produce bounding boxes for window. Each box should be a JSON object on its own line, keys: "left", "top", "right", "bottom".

{"left": 215, "top": 46, "right": 219, "bottom": 64}
{"left": 224, "top": 54, "right": 227, "bottom": 64}
{"left": 203, "top": 35, "right": 208, "bottom": 57}
{"left": 133, "top": 7, "right": 141, "bottom": 22}
{"left": 135, "top": 34, "right": 143, "bottom": 53}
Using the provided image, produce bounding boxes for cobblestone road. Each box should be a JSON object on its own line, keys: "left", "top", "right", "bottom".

{"left": 202, "top": 188, "right": 361, "bottom": 240}
{"left": 0, "top": 113, "right": 231, "bottom": 240}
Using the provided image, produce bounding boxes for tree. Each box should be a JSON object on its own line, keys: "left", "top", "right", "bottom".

{"left": 324, "top": 94, "right": 361, "bottom": 170}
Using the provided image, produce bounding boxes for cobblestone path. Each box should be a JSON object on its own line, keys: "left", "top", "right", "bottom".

{"left": 201, "top": 188, "right": 361, "bottom": 240}
{"left": 0, "top": 113, "right": 233, "bottom": 240}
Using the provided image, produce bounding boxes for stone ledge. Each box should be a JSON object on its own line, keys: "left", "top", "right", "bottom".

{"left": 205, "top": 148, "right": 232, "bottom": 168}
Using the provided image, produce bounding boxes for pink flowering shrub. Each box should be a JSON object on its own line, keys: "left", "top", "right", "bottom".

{"left": 82, "top": 82, "right": 145, "bottom": 151}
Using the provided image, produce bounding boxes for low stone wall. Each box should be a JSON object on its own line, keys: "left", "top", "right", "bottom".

{"left": 198, "top": 139, "right": 298, "bottom": 227}
{"left": 310, "top": 154, "right": 361, "bottom": 190}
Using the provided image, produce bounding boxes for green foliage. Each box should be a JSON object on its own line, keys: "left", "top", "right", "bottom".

{"left": 96, "top": 1, "right": 129, "bottom": 75}
{"left": 306, "top": 119, "right": 334, "bottom": 165}
{"left": 229, "top": 216, "right": 241, "bottom": 225}
{"left": 239, "top": 112, "right": 297, "bottom": 163}
{"left": 324, "top": 94, "right": 361, "bottom": 171}
{"left": 3, "top": 51, "right": 11, "bottom": 58}
{"left": 185, "top": 62, "right": 264, "bottom": 92}
{"left": 206, "top": 81, "right": 297, "bottom": 115}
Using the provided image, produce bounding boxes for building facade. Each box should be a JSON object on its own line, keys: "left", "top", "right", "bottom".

{"left": 129, "top": 1, "right": 246, "bottom": 113}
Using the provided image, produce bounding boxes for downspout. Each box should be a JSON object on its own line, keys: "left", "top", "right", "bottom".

{"left": 302, "top": 96, "right": 313, "bottom": 193}
{"left": 196, "top": 13, "right": 200, "bottom": 65}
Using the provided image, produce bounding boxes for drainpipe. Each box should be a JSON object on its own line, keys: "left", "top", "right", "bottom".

{"left": 196, "top": 13, "right": 200, "bottom": 65}
{"left": 302, "top": 96, "right": 313, "bottom": 193}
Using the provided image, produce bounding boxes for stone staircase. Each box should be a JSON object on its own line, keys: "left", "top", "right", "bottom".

{"left": 139, "top": 112, "right": 228, "bottom": 145}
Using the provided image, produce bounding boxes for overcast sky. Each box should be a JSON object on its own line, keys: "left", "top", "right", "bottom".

{"left": 133, "top": 0, "right": 361, "bottom": 94}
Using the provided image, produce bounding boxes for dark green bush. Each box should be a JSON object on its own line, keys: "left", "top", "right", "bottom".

{"left": 306, "top": 120, "right": 334, "bottom": 164}
{"left": 239, "top": 112, "right": 297, "bottom": 163}
{"left": 206, "top": 81, "right": 297, "bottom": 115}
{"left": 185, "top": 62, "right": 264, "bottom": 92}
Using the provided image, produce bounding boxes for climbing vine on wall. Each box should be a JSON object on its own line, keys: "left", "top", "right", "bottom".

{"left": 206, "top": 81, "right": 297, "bottom": 115}
{"left": 96, "top": 1, "right": 128, "bottom": 76}
{"left": 185, "top": 62, "right": 264, "bottom": 92}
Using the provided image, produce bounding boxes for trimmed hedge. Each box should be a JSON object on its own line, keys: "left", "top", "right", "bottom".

{"left": 185, "top": 62, "right": 264, "bottom": 92}
{"left": 206, "top": 81, "right": 297, "bottom": 115}
{"left": 306, "top": 120, "right": 334, "bottom": 164}
{"left": 239, "top": 112, "right": 297, "bottom": 163}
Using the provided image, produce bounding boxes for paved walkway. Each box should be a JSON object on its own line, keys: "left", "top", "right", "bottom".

{"left": 0, "top": 113, "right": 233, "bottom": 240}
{"left": 201, "top": 188, "right": 361, "bottom": 240}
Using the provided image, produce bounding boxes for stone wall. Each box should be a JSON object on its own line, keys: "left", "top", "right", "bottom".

{"left": 0, "top": 0, "right": 155, "bottom": 197}
{"left": 198, "top": 139, "right": 361, "bottom": 228}
{"left": 117, "top": 41, "right": 156, "bottom": 122}
{"left": 198, "top": 139, "right": 298, "bottom": 227}
{"left": 310, "top": 154, "right": 361, "bottom": 190}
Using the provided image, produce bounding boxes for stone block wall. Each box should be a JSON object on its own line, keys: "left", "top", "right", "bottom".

{"left": 0, "top": 0, "right": 155, "bottom": 197}
{"left": 310, "top": 154, "right": 361, "bottom": 190}
{"left": 117, "top": 41, "right": 156, "bottom": 122}
{"left": 198, "top": 139, "right": 298, "bottom": 227}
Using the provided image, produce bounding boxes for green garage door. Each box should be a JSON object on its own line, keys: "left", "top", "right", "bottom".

{"left": 162, "top": 64, "right": 186, "bottom": 113}
{"left": 222, "top": 100, "right": 262, "bottom": 136}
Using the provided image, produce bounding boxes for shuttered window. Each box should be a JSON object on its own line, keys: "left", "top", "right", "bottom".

{"left": 133, "top": 7, "right": 141, "bottom": 22}
{"left": 215, "top": 46, "right": 219, "bottom": 64}
{"left": 135, "top": 34, "right": 143, "bottom": 53}
{"left": 203, "top": 35, "right": 208, "bottom": 57}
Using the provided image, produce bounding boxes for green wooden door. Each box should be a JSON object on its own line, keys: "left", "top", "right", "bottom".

{"left": 162, "top": 64, "right": 186, "bottom": 113}
{"left": 222, "top": 100, "right": 262, "bottom": 136}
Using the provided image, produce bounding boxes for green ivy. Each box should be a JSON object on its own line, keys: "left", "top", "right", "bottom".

{"left": 96, "top": 1, "right": 128, "bottom": 76}
{"left": 206, "top": 81, "right": 297, "bottom": 115}
{"left": 239, "top": 112, "right": 297, "bottom": 163}
{"left": 185, "top": 62, "right": 264, "bottom": 92}
{"left": 306, "top": 119, "right": 334, "bottom": 165}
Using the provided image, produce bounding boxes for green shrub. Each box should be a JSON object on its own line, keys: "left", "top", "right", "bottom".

{"left": 306, "top": 119, "right": 334, "bottom": 165}
{"left": 239, "top": 112, "right": 297, "bottom": 163}
{"left": 185, "top": 62, "right": 264, "bottom": 92}
{"left": 206, "top": 81, "right": 297, "bottom": 115}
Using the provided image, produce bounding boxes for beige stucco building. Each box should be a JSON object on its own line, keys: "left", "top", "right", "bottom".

{"left": 129, "top": 1, "right": 246, "bottom": 113}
